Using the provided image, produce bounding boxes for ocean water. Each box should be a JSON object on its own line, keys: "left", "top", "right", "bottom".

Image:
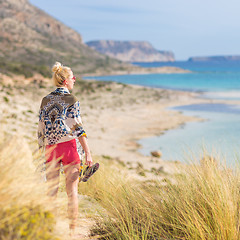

{"left": 138, "top": 104, "right": 240, "bottom": 166}
{"left": 85, "top": 61, "right": 240, "bottom": 165}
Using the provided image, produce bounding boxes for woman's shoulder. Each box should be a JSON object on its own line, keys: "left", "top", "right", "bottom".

{"left": 40, "top": 95, "right": 50, "bottom": 108}
{"left": 65, "top": 93, "right": 79, "bottom": 105}
{"left": 40, "top": 92, "right": 78, "bottom": 107}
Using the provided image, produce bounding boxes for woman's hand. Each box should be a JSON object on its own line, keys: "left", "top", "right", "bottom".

{"left": 78, "top": 136, "right": 93, "bottom": 167}
{"left": 85, "top": 152, "right": 93, "bottom": 167}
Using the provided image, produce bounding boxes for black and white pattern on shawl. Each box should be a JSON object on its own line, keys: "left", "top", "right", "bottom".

{"left": 42, "top": 94, "right": 70, "bottom": 145}
{"left": 38, "top": 87, "right": 86, "bottom": 148}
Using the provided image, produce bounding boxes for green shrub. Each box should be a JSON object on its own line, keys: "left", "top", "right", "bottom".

{"left": 0, "top": 205, "right": 59, "bottom": 240}
{"left": 3, "top": 96, "right": 9, "bottom": 103}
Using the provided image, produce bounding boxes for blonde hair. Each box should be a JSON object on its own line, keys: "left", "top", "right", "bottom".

{"left": 52, "top": 62, "right": 71, "bottom": 87}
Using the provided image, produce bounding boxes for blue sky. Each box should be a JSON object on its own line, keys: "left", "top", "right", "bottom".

{"left": 29, "top": 0, "right": 240, "bottom": 60}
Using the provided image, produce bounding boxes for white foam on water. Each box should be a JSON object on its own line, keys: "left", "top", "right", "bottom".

{"left": 202, "top": 91, "right": 240, "bottom": 100}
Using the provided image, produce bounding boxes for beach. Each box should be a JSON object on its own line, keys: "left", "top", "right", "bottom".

{"left": 0, "top": 73, "right": 224, "bottom": 178}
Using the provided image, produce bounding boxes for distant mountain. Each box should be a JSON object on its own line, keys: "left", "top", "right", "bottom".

{"left": 188, "top": 55, "right": 240, "bottom": 62}
{"left": 86, "top": 40, "right": 175, "bottom": 62}
{"left": 0, "top": 0, "right": 130, "bottom": 77}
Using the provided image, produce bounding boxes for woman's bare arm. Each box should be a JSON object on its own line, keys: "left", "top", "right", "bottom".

{"left": 78, "top": 136, "right": 93, "bottom": 166}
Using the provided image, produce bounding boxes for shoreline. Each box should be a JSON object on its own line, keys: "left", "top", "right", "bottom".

{"left": 1, "top": 75, "right": 240, "bottom": 179}
{"left": 80, "top": 83, "right": 215, "bottom": 176}
{"left": 82, "top": 66, "right": 191, "bottom": 77}
{"left": 79, "top": 77, "right": 240, "bottom": 175}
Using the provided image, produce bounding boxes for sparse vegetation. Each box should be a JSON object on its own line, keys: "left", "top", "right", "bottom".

{"left": 151, "top": 166, "right": 165, "bottom": 175}
{"left": 0, "top": 58, "right": 51, "bottom": 78}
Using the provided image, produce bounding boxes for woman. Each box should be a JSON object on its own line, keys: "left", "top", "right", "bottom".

{"left": 38, "top": 62, "right": 93, "bottom": 234}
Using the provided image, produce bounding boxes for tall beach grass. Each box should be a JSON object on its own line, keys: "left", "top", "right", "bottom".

{"left": 0, "top": 133, "right": 59, "bottom": 240}
{"left": 1, "top": 129, "right": 239, "bottom": 239}
{"left": 81, "top": 156, "right": 240, "bottom": 239}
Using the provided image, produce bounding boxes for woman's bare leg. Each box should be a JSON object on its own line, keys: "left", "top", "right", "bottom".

{"left": 64, "top": 163, "right": 80, "bottom": 232}
{"left": 46, "top": 161, "right": 61, "bottom": 198}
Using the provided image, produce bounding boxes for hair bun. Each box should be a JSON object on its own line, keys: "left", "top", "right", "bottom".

{"left": 52, "top": 62, "right": 62, "bottom": 73}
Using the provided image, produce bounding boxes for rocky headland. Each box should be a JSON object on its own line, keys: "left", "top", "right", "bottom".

{"left": 86, "top": 40, "right": 175, "bottom": 62}
{"left": 0, "top": 0, "right": 190, "bottom": 78}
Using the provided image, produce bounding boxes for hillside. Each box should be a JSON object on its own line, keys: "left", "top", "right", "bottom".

{"left": 0, "top": 0, "right": 131, "bottom": 77}
{"left": 86, "top": 40, "right": 175, "bottom": 62}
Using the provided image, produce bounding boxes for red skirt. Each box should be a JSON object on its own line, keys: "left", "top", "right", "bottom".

{"left": 45, "top": 139, "right": 81, "bottom": 165}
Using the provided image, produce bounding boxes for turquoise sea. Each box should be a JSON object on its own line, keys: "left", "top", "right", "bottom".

{"left": 85, "top": 61, "right": 240, "bottom": 166}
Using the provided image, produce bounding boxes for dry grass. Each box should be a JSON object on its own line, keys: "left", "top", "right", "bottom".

{"left": 1, "top": 131, "right": 239, "bottom": 239}
{"left": 0, "top": 133, "right": 59, "bottom": 240}
{"left": 81, "top": 156, "right": 240, "bottom": 240}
